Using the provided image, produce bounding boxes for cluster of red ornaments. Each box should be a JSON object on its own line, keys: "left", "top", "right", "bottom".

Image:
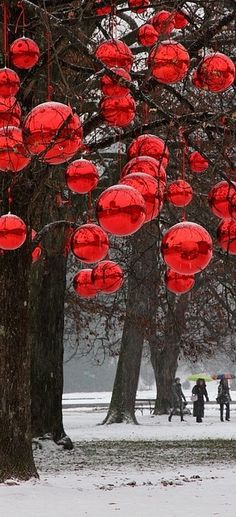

{"left": 138, "top": 9, "right": 189, "bottom": 47}
{"left": 208, "top": 181, "right": 236, "bottom": 255}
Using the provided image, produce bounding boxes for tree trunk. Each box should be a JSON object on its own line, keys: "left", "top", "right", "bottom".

{"left": 150, "top": 342, "right": 180, "bottom": 414}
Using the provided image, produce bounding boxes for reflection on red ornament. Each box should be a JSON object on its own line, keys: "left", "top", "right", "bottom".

{"left": 128, "top": 0, "right": 150, "bottom": 13}
{"left": 217, "top": 219, "right": 236, "bottom": 255}
{"left": 66, "top": 159, "right": 99, "bottom": 194}
{"left": 92, "top": 260, "right": 124, "bottom": 293}
{"left": 196, "top": 53, "right": 235, "bottom": 93}
{"left": 127, "top": 134, "right": 169, "bottom": 167}
{"left": 165, "top": 268, "right": 195, "bottom": 294}
{"left": 73, "top": 269, "right": 98, "bottom": 298}
{"left": 10, "top": 37, "right": 40, "bottom": 69}
{"left": 148, "top": 41, "right": 190, "bottom": 84}
{"left": 152, "top": 10, "right": 175, "bottom": 35}
{"left": 96, "top": 184, "right": 146, "bottom": 236}
{"left": 0, "top": 96, "right": 21, "bottom": 127}
{"left": 138, "top": 24, "right": 159, "bottom": 47}
{"left": 95, "top": 0, "right": 112, "bottom": 16}
{"left": 0, "top": 213, "right": 27, "bottom": 250}
{"left": 189, "top": 151, "right": 208, "bottom": 173}
{"left": 0, "top": 68, "right": 20, "bottom": 97}
{"left": 71, "top": 223, "right": 109, "bottom": 264}
{"left": 120, "top": 172, "right": 163, "bottom": 222}
{"left": 121, "top": 156, "right": 166, "bottom": 184}
{"left": 167, "top": 180, "right": 193, "bottom": 207}
{"left": 208, "top": 181, "right": 236, "bottom": 219}
{"left": 23, "top": 101, "right": 83, "bottom": 165}
{"left": 100, "top": 68, "right": 131, "bottom": 97}
{"left": 0, "top": 126, "right": 30, "bottom": 173}
{"left": 161, "top": 221, "right": 213, "bottom": 275}
{"left": 174, "top": 10, "right": 189, "bottom": 29}
{"left": 95, "top": 40, "right": 133, "bottom": 71}
{"left": 100, "top": 95, "right": 136, "bottom": 127}
{"left": 31, "top": 229, "right": 42, "bottom": 263}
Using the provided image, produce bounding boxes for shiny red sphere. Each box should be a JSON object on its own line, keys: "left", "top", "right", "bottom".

{"left": 0, "top": 126, "right": 30, "bottom": 173}
{"left": 174, "top": 10, "right": 189, "bottom": 29}
{"left": 152, "top": 10, "right": 175, "bottom": 35}
{"left": 165, "top": 268, "right": 195, "bottom": 294}
{"left": 10, "top": 37, "right": 40, "bottom": 69}
{"left": 23, "top": 101, "right": 83, "bottom": 165}
{"left": 100, "top": 68, "right": 131, "bottom": 97}
{"left": 73, "top": 269, "right": 98, "bottom": 298}
{"left": 31, "top": 229, "right": 42, "bottom": 263}
{"left": 96, "top": 184, "right": 146, "bottom": 236}
{"left": 167, "top": 180, "right": 193, "bottom": 207}
{"left": 65, "top": 159, "right": 99, "bottom": 194}
{"left": 0, "top": 213, "right": 27, "bottom": 250}
{"left": 120, "top": 172, "right": 163, "bottom": 222}
{"left": 196, "top": 52, "right": 235, "bottom": 93}
{"left": 208, "top": 181, "right": 236, "bottom": 219}
{"left": 138, "top": 24, "right": 159, "bottom": 47}
{"left": 0, "top": 96, "right": 21, "bottom": 127}
{"left": 127, "top": 134, "right": 169, "bottom": 168}
{"left": 128, "top": 0, "right": 150, "bottom": 13}
{"left": 149, "top": 40, "right": 190, "bottom": 84}
{"left": 189, "top": 151, "right": 208, "bottom": 173}
{"left": 121, "top": 156, "right": 166, "bottom": 184}
{"left": 92, "top": 260, "right": 124, "bottom": 293}
{"left": 95, "top": 40, "right": 134, "bottom": 71}
{"left": 0, "top": 68, "right": 20, "bottom": 97}
{"left": 217, "top": 219, "right": 236, "bottom": 255}
{"left": 71, "top": 223, "right": 109, "bottom": 264}
{"left": 161, "top": 221, "right": 213, "bottom": 275}
{"left": 100, "top": 95, "right": 136, "bottom": 127}
{"left": 95, "top": 1, "right": 112, "bottom": 16}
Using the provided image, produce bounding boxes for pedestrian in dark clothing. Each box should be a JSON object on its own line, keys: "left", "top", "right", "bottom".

{"left": 192, "top": 378, "right": 209, "bottom": 423}
{"left": 168, "top": 377, "right": 187, "bottom": 422}
{"left": 217, "top": 379, "right": 231, "bottom": 421}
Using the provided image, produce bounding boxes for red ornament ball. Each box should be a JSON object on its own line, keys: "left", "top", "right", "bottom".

{"left": 10, "top": 37, "right": 40, "bottom": 69}
{"left": 92, "top": 260, "right": 124, "bottom": 293}
{"left": 0, "top": 126, "right": 30, "bottom": 173}
{"left": 161, "top": 221, "right": 213, "bottom": 275}
{"left": 31, "top": 229, "right": 42, "bottom": 263}
{"left": 148, "top": 40, "right": 190, "bottom": 84}
{"left": 196, "top": 52, "right": 235, "bottom": 93}
{"left": 73, "top": 269, "right": 98, "bottom": 298}
{"left": 23, "top": 101, "right": 83, "bottom": 165}
{"left": 152, "top": 10, "right": 175, "bottom": 35}
{"left": 127, "top": 134, "right": 169, "bottom": 168}
{"left": 100, "top": 95, "right": 136, "bottom": 127}
{"left": 128, "top": 0, "right": 150, "bottom": 13}
{"left": 174, "top": 10, "right": 189, "bottom": 29}
{"left": 208, "top": 181, "right": 236, "bottom": 219}
{"left": 96, "top": 184, "right": 146, "bottom": 236}
{"left": 0, "top": 68, "right": 20, "bottom": 97}
{"left": 121, "top": 156, "right": 166, "bottom": 184}
{"left": 165, "top": 268, "right": 195, "bottom": 295}
{"left": 0, "top": 96, "right": 21, "bottom": 127}
{"left": 138, "top": 24, "right": 159, "bottom": 47}
{"left": 167, "top": 180, "right": 193, "bottom": 207}
{"left": 120, "top": 172, "right": 163, "bottom": 222}
{"left": 95, "top": 1, "right": 112, "bottom": 16}
{"left": 95, "top": 40, "right": 134, "bottom": 71}
{"left": 65, "top": 159, "right": 99, "bottom": 194}
{"left": 71, "top": 223, "right": 109, "bottom": 264}
{"left": 100, "top": 68, "right": 131, "bottom": 97}
{"left": 0, "top": 213, "right": 27, "bottom": 250}
{"left": 217, "top": 219, "right": 236, "bottom": 255}
{"left": 189, "top": 151, "right": 208, "bottom": 173}
{"left": 191, "top": 69, "right": 204, "bottom": 89}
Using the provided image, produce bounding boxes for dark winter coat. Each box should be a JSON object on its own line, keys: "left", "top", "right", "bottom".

{"left": 217, "top": 383, "right": 231, "bottom": 405}
{"left": 172, "top": 382, "right": 186, "bottom": 406}
{"left": 192, "top": 384, "right": 209, "bottom": 418}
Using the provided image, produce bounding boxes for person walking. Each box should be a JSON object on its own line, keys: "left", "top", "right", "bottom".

{"left": 217, "top": 379, "right": 231, "bottom": 421}
{"left": 168, "top": 377, "right": 187, "bottom": 422}
{"left": 192, "top": 378, "right": 209, "bottom": 423}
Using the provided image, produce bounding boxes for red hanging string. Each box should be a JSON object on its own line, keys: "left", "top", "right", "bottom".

{"left": 2, "top": 1, "right": 9, "bottom": 66}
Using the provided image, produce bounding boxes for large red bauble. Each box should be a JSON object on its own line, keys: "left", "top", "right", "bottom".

{"left": 71, "top": 223, "right": 109, "bottom": 264}
{"left": 10, "top": 37, "right": 40, "bottom": 69}
{"left": 120, "top": 172, "right": 163, "bottom": 222}
{"left": 148, "top": 41, "right": 190, "bottom": 84}
{"left": 92, "top": 260, "right": 124, "bottom": 293}
{"left": 196, "top": 53, "right": 235, "bottom": 93}
{"left": 100, "top": 68, "right": 131, "bottom": 97}
{"left": 73, "top": 269, "right": 98, "bottom": 298}
{"left": 0, "top": 126, "right": 30, "bottom": 173}
{"left": 100, "top": 95, "right": 136, "bottom": 127}
{"left": 208, "top": 181, "right": 236, "bottom": 219}
{"left": 189, "top": 151, "right": 208, "bottom": 173}
{"left": 152, "top": 10, "right": 175, "bottom": 35}
{"left": 0, "top": 68, "right": 20, "bottom": 97}
{"left": 167, "top": 180, "right": 193, "bottom": 207}
{"left": 0, "top": 96, "right": 21, "bottom": 127}
{"left": 138, "top": 24, "right": 159, "bottom": 47}
{"left": 65, "top": 159, "right": 99, "bottom": 194}
{"left": 217, "top": 219, "right": 236, "bottom": 255}
{"left": 23, "top": 101, "right": 83, "bottom": 165}
{"left": 31, "top": 229, "right": 42, "bottom": 263}
{"left": 174, "top": 10, "right": 189, "bottom": 29}
{"left": 0, "top": 213, "right": 27, "bottom": 250}
{"left": 95, "top": 1, "right": 112, "bottom": 16}
{"left": 95, "top": 40, "right": 133, "bottom": 71}
{"left": 121, "top": 156, "right": 166, "bottom": 184}
{"left": 96, "top": 184, "right": 146, "bottom": 236}
{"left": 165, "top": 268, "right": 195, "bottom": 295}
{"left": 128, "top": 0, "right": 150, "bottom": 13}
{"left": 127, "top": 134, "right": 169, "bottom": 168}
{"left": 161, "top": 221, "right": 213, "bottom": 275}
